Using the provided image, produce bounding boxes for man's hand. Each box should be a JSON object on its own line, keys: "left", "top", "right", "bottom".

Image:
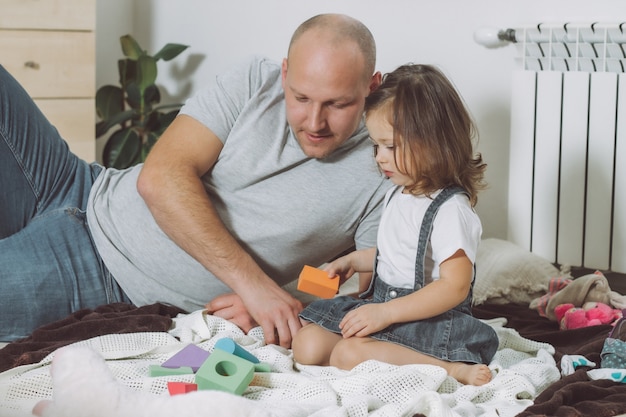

{"left": 205, "top": 289, "right": 304, "bottom": 348}
{"left": 205, "top": 293, "right": 258, "bottom": 333}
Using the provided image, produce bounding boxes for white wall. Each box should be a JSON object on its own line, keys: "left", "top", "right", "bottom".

{"left": 96, "top": 0, "right": 624, "bottom": 240}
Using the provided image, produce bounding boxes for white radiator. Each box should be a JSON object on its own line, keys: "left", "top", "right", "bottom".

{"left": 506, "top": 23, "right": 626, "bottom": 273}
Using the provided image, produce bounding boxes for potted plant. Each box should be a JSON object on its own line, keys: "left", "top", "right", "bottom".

{"left": 96, "top": 34, "right": 189, "bottom": 169}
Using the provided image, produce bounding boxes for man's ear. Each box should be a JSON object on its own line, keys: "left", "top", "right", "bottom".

{"left": 369, "top": 71, "right": 382, "bottom": 93}
{"left": 281, "top": 58, "right": 289, "bottom": 84}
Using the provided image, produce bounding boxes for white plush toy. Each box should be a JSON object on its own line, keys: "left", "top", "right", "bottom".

{"left": 32, "top": 345, "right": 307, "bottom": 417}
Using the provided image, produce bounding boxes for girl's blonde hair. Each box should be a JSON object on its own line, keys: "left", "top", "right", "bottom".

{"left": 364, "top": 64, "right": 486, "bottom": 206}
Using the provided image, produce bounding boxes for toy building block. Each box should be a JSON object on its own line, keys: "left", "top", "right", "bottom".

{"left": 167, "top": 381, "right": 198, "bottom": 396}
{"left": 297, "top": 265, "right": 339, "bottom": 299}
{"left": 214, "top": 338, "right": 259, "bottom": 364}
{"left": 162, "top": 344, "right": 210, "bottom": 372}
{"left": 253, "top": 362, "right": 272, "bottom": 373}
{"left": 195, "top": 349, "right": 255, "bottom": 395}
{"left": 149, "top": 365, "right": 193, "bottom": 377}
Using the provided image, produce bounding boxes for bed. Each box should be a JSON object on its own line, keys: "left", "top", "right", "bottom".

{"left": 1, "top": 238, "right": 625, "bottom": 417}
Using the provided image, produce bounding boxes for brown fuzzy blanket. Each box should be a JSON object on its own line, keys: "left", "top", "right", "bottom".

{"left": 0, "top": 302, "right": 185, "bottom": 373}
{"left": 473, "top": 303, "right": 626, "bottom": 417}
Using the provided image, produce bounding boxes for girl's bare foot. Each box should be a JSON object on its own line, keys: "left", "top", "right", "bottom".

{"left": 448, "top": 362, "right": 492, "bottom": 386}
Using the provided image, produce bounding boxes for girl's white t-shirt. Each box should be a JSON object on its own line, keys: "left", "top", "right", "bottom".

{"left": 375, "top": 187, "right": 482, "bottom": 289}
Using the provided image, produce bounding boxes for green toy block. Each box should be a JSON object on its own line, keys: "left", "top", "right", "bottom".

{"left": 149, "top": 365, "right": 193, "bottom": 377}
{"left": 253, "top": 362, "right": 272, "bottom": 372}
{"left": 195, "top": 349, "right": 254, "bottom": 395}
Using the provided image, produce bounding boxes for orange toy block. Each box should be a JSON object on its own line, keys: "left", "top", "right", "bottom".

{"left": 297, "top": 265, "right": 339, "bottom": 299}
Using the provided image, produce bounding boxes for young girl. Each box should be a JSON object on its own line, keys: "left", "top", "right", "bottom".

{"left": 292, "top": 64, "right": 498, "bottom": 386}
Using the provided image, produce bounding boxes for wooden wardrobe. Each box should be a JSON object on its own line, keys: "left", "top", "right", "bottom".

{"left": 0, "top": 0, "right": 96, "bottom": 161}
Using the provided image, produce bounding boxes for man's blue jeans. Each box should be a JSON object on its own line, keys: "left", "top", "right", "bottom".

{"left": 0, "top": 65, "right": 130, "bottom": 341}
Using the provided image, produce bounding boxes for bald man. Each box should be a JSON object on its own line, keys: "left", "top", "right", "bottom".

{"left": 0, "top": 14, "right": 389, "bottom": 347}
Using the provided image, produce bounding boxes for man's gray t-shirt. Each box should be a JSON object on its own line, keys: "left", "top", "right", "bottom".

{"left": 87, "top": 56, "right": 391, "bottom": 312}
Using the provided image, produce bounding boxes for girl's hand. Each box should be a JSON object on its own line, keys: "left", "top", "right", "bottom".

{"left": 323, "top": 248, "right": 376, "bottom": 286}
{"left": 339, "top": 303, "right": 391, "bottom": 338}
{"left": 323, "top": 255, "right": 356, "bottom": 285}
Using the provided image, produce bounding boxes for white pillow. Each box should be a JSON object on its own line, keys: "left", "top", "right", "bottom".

{"left": 473, "top": 238, "right": 563, "bottom": 305}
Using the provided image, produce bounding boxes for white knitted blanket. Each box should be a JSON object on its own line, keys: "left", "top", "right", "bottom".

{"left": 0, "top": 311, "right": 560, "bottom": 417}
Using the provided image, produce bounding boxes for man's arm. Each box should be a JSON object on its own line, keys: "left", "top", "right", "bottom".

{"left": 136, "top": 114, "right": 303, "bottom": 348}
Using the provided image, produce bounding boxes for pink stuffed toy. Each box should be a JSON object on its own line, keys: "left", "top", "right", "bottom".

{"left": 554, "top": 302, "right": 623, "bottom": 330}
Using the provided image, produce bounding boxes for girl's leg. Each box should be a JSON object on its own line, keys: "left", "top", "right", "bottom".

{"left": 330, "top": 337, "right": 492, "bottom": 386}
{"left": 292, "top": 323, "right": 343, "bottom": 366}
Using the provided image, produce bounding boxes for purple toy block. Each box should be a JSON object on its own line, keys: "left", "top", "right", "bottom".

{"left": 162, "top": 344, "right": 210, "bottom": 372}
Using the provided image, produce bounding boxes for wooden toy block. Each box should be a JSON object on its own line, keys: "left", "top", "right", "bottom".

{"left": 162, "top": 344, "right": 210, "bottom": 372}
{"left": 297, "top": 265, "right": 339, "bottom": 299}
{"left": 214, "top": 337, "right": 259, "bottom": 364}
{"left": 167, "top": 381, "right": 198, "bottom": 396}
{"left": 195, "top": 349, "right": 255, "bottom": 395}
{"left": 149, "top": 365, "right": 193, "bottom": 377}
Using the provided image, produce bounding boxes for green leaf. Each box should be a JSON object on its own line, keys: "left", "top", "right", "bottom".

{"left": 146, "top": 131, "right": 160, "bottom": 148}
{"left": 157, "top": 109, "right": 179, "bottom": 133}
{"left": 144, "top": 109, "right": 179, "bottom": 134}
{"left": 120, "top": 34, "right": 143, "bottom": 60}
{"left": 143, "top": 84, "right": 161, "bottom": 107}
{"left": 154, "top": 43, "right": 189, "bottom": 61}
{"left": 144, "top": 110, "right": 161, "bottom": 132}
{"left": 131, "top": 152, "right": 143, "bottom": 167}
{"left": 142, "top": 132, "right": 160, "bottom": 159}
{"left": 118, "top": 59, "right": 137, "bottom": 89}
{"left": 95, "top": 120, "right": 109, "bottom": 138}
{"left": 125, "top": 83, "right": 141, "bottom": 110}
{"left": 136, "top": 55, "right": 157, "bottom": 94}
{"left": 95, "top": 109, "right": 136, "bottom": 137}
{"left": 103, "top": 128, "right": 141, "bottom": 169}
{"left": 95, "top": 85, "right": 124, "bottom": 120}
